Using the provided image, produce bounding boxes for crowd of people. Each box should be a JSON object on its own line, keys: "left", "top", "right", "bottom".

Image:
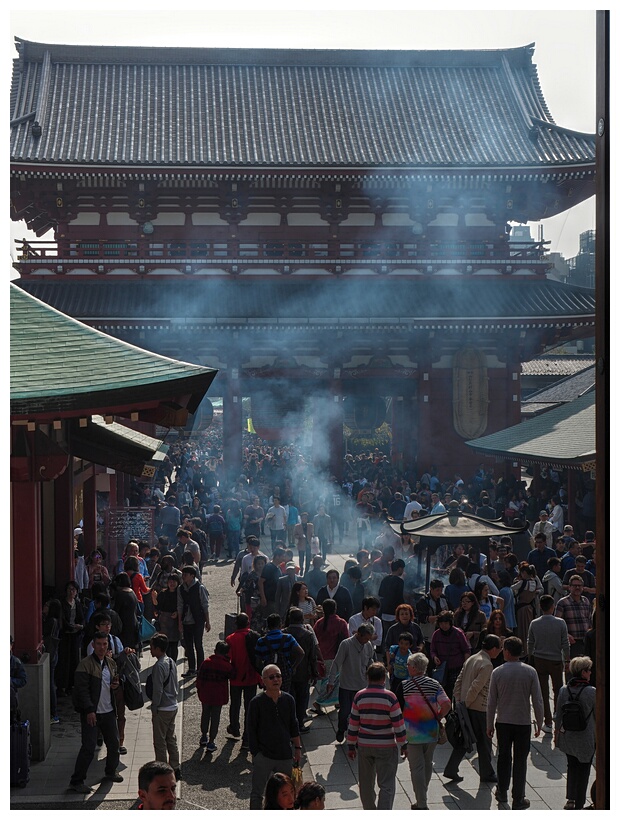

{"left": 38, "top": 435, "right": 597, "bottom": 809}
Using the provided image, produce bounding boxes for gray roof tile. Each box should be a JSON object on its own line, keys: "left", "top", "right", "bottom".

{"left": 522, "top": 366, "right": 595, "bottom": 410}
{"left": 521, "top": 355, "right": 595, "bottom": 377}
{"left": 466, "top": 391, "right": 595, "bottom": 465}
{"left": 11, "top": 40, "right": 595, "bottom": 170}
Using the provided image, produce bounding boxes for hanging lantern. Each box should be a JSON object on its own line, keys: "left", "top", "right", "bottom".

{"left": 343, "top": 396, "right": 386, "bottom": 431}
{"left": 251, "top": 392, "right": 304, "bottom": 442}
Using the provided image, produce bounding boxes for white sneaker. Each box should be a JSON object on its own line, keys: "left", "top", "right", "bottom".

{"left": 542, "top": 723, "right": 553, "bottom": 733}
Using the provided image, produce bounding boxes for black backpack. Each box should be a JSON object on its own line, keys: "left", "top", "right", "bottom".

{"left": 561, "top": 686, "right": 592, "bottom": 732}
{"left": 118, "top": 653, "right": 145, "bottom": 711}
{"left": 257, "top": 637, "right": 293, "bottom": 690}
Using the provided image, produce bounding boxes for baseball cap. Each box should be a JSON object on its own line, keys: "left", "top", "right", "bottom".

{"left": 285, "top": 562, "right": 297, "bottom": 570}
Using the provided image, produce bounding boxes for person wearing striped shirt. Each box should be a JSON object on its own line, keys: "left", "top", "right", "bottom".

{"left": 346, "top": 662, "right": 407, "bottom": 810}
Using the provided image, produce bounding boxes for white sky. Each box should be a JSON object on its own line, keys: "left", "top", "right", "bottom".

{"left": 7, "top": 5, "right": 602, "bottom": 263}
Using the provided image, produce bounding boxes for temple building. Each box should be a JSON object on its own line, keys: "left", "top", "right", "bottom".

{"left": 10, "top": 39, "right": 596, "bottom": 480}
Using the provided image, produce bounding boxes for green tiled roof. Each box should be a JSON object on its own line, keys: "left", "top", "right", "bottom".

{"left": 465, "top": 390, "right": 595, "bottom": 467}
{"left": 10, "top": 283, "right": 216, "bottom": 415}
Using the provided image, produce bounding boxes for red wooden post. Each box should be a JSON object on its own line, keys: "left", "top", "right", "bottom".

{"left": 12, "top": 480, "right": 43, "bottom": 662}
{"left": 223, "top": 372, "right": 243, "bottom": 483}
{"left": 328, "top": 388, "right": 344, "bottom": 482}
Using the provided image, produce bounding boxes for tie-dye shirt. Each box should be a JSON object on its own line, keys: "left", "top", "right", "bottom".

{"left": 402, "top": 674, "right": 450, "bottom": 744}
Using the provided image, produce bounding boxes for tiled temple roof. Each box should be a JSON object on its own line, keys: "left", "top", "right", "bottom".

{"left": 11, "top": 40, "right": 595, "bottom": 171}
{"left": 466, "top": 390, "right": 595, "bottom": 469}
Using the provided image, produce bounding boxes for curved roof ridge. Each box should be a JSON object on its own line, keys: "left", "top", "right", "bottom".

{"left": 13, "top": 37, "right": 541, "bottom": 68}
{"left": 528, "top": 48, "right": 555, "bottom": 125}
{"left": 530, "top": 116, "right": 595, "bottom": 140}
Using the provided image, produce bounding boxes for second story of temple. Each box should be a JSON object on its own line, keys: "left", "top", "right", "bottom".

{"left": 10, "top": 39, "right": 595, "bottom": 279}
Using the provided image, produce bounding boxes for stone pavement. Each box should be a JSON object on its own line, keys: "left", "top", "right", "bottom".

{"left": 10, "top": 531, "right": 593, "bottom": 810}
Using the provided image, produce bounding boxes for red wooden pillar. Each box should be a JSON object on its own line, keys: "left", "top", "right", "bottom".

{"left": 54, "top": 465, "right": 74, "bottom": 587}
{"left": 390, "top": 395, "right": 405, "bottom": 474}
{"left": 328, "top": 386, "right": 344, "bottom": 481}
{"left": 402, "top": 396, "right": 418, "bottom": 475}
{"left": 83, "top": 476, "right": 97, "bottom": 556}
{"left": 12, "top": 481, "right": 43, "bottom": 662}
{"left": 311, "top": 386, "right": 343, "bottom": 478}
{"left": 223, "top": 371, "right": 243, "bottom": 483}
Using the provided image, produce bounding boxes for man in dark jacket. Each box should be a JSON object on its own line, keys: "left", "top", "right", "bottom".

{"left": 378, "top": 560, "right": 405, "bottom": 648}
{"left": 68, "top": 632, "right": 122, "bottom": 793}
{"left": 283, "top": 607, "right": 319, "bottom": 733}
{"left": 177, "top": 566, "right": 211, "bottom": 677}
{"left": 316, "top": 569, "right": 354, "bottom": 622}
{"left": 158, "top": 496, "right": 181, "bottom": 542}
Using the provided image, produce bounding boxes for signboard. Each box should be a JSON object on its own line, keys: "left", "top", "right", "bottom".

{"left": 105, "top": 507, "right": 155, "bottom": 565}
{"left": 453, "top": 347, "right": 489, "bottom": 439}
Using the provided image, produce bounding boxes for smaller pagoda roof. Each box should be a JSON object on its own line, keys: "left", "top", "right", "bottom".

{"left": 10, "top": 283, "right": 217, "bottom": 417}
{"left": 466, "top": 390, "right": 595, "bottom": 470}
{"left": 521, "top": 366, "right": 595, "bottom": 417}
{"left": 521, "top": 354, "right": 595, "bottom": 378}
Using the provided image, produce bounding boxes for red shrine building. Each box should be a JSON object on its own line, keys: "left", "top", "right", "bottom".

{"left": 11, "top": 39, "right": 596, "bottom": 480}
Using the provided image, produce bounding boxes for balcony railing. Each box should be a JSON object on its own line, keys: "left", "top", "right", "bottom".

{"left": 13, "top": 238, "right": 550, "bottom": 274}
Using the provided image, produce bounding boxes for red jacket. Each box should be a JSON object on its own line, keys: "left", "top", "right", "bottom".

{"left": 225, "top": 627, "right": 262, "bottom": 687}
{"left": 196, "top": 654, "right": 234, "bottom": 706}
{"left": 130, "top": 572, "right": 149, "bottom": 603}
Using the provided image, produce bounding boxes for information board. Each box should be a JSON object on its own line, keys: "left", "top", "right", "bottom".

{"left": 105, "top": 508, "right": 155, "bottom": 564}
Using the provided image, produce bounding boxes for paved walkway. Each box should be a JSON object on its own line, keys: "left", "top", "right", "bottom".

{"left": 10, "top": 647, "right": 181, "bottom": 808}
{"left": 11, "top": 532, "right": 593, "bottom": 809}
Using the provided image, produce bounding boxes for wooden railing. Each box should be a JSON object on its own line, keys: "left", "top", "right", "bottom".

{"left": 13, "top": 237, "right": 550, "bottom": 273}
